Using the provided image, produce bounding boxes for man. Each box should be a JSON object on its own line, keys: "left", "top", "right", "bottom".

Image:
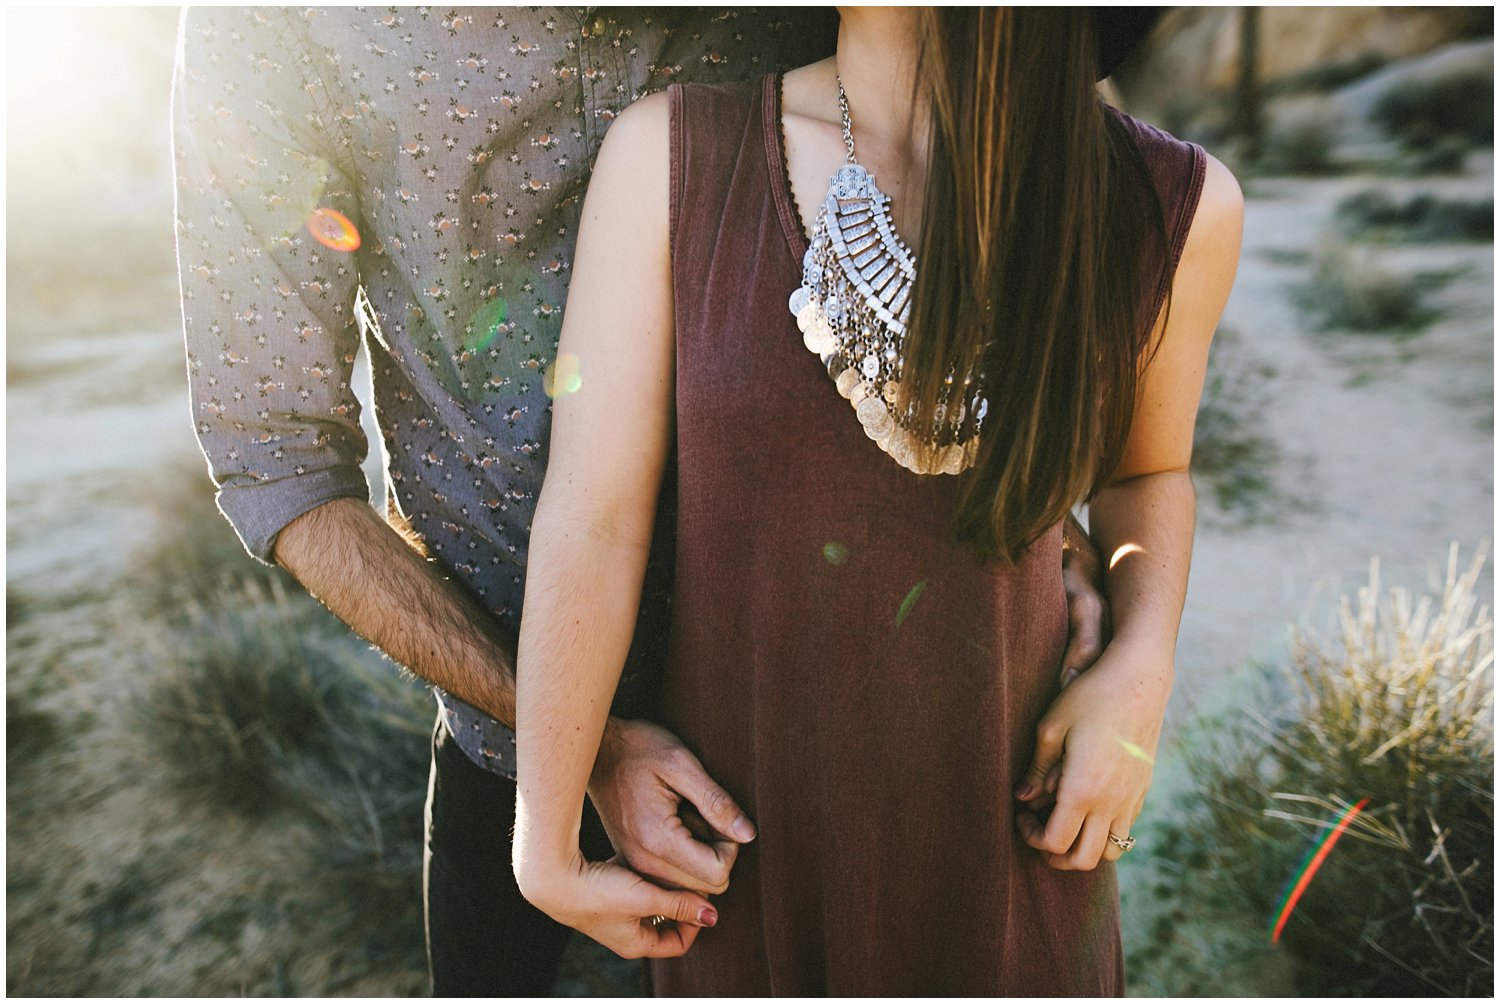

{"left": 173, "top": 7, "right": 1108, "bottom": 994}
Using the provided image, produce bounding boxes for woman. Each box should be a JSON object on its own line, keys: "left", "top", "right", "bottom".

{"left": 513, "top": 8, "right": 1241, "bottom": 995}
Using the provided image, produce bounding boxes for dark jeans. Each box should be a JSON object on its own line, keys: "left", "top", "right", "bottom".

{"left": 423, "top": 714, "right": 615, "bottom": 996}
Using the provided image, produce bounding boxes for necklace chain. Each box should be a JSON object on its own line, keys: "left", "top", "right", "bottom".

{"left": 787, "top": 73, "right": 985, "bottom": 475}
{"left": 836, "top": 76, "right": 856, "bottom": 164}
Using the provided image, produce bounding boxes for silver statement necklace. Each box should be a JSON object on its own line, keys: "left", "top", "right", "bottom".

{"left": 788, "top": 76, "right": 987, "bottom": 476}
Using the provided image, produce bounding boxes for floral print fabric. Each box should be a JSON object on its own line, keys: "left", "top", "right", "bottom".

{"left": 174, "top": 7, "right": 836, "bottom": 776}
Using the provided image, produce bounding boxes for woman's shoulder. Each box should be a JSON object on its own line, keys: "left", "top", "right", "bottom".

{"left": 1157, "top": 140, "right": 1243, "bottom": 356}
{"left": 1178, "top": 152, "right": 1244, "bottom": 289}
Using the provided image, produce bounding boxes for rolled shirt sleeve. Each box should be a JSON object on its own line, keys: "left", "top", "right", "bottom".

{"left": 173, "top": 8, "right": 370, "bottom": 562}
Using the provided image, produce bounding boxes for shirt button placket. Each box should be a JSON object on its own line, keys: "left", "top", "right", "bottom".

{"left": 576, "top": 9, "right": 601, "bottom": 155}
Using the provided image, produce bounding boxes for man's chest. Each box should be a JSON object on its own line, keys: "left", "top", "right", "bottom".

{"left": 288, "top": 8, "right": 833, "bottom": 376}
{"left": 299, "top": 8, "right": 833, "bottom": 230}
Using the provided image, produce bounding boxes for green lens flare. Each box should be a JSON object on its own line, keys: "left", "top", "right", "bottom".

{"left": 895, "top": 580, "right": 928, "bottom": 627}
{"left": 464, "top": 298, "right": 510, "bottom": 353}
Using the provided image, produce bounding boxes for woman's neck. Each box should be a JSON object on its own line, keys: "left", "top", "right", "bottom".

{"left": 834, "top": 7, "right": 927, "bottom": 164}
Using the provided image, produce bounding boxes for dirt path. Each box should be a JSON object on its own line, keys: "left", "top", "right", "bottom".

{"left": 1172, "top": 166, "right": 1492, "bottom": 718}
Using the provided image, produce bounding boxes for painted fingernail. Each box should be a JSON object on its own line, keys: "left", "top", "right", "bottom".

{"left": 732, "top": 815, "right": 756, "bottom": 842}
{"left": 698, "top": 906, "right": 718, "bottom": 927}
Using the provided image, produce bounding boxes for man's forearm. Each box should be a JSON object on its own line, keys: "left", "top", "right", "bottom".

{"left": 271, "top": 497, "right": 517, "bottom": 727}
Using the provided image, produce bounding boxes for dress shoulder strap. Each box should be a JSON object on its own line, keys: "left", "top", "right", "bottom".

{"left": 667, "top": 78, "right": 762, "bottom": 263}
{"left": 1106, "top": 106, "right": 1208, "bottom": 326}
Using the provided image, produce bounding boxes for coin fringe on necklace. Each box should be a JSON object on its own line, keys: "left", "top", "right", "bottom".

{"left": 787, "top": 76, "right": 987, "bottom": 476}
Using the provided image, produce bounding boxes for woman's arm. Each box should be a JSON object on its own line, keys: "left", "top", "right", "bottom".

{"left": 511, "top": 92, "right": 721, "bottom": 957}
{"left": 1015, "top": 153, "right": 1244, "bottom": 870}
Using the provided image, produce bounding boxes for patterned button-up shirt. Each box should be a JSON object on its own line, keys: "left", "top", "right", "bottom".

{"left": 174, "top": 7, "right": 837, "bottom": 777}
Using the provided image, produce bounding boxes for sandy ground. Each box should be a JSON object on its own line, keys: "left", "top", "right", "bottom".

{"left": 1173, "top": 163, "right": 1494, "bottom": 715}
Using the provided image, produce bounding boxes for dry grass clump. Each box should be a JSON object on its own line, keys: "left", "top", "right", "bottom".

{"left": 130, "top": 465, "right": 431, "bottom": 883}
{"left": 1147, "top": 546, "right": 1493, "bottom": 996}
{"left": 141, "top": 577, "right": 378, "bottom": 813}
{"left": 138, "top": 569, "right": 431, "bottom": 824}
{"left": 1292, "top": 244, "right": 1440, "bottom": 334}
{"left": 135, "top": 571, "right": 432, "bottom": 972}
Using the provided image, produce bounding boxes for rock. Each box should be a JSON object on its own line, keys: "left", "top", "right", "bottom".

{"left": 1318, "top": 39, "right": 1493, "bottom": 156}
{"left": 1115, "top": 7, "right": 1491, "bottom": 122}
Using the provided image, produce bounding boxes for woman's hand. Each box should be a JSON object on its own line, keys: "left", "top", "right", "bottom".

{"left": 1013, "top": 638, "right": 1172, "bottom": 870}
{"left": 514, "top": 847, "right": 719, "bottom": 960}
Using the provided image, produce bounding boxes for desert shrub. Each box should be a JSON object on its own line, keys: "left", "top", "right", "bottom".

{"left": 1337, "top": 190, "right": 1493, "bottom": 242}
{"left": 126, "top": 457, "right": 432, "bottom": 979}
{"left": 7, "top": 688, "right": 61, "bottom": 767}
{"left": 1292, "top": 245, "right": 1436, "bottom": 333}
{"left": 287, "top": 669, "right": 430, "bottom": 873}
{"left": 1406, "top": 135, "right": 1472, "bottom": 177}
{"left": 1149, "top": 547, "right": 1494, "bottom": 996}
{"left": 143, "top": 578, "right": 381, "bottom": 812}
{"left": 1191, "top": 327, "right": 1281, "bottom": 522}
{"left": 1257, "top": 108, "right": 1338, "bottom": 176}
{"left": 141, "top": 576, "right": 429, "bottom": 816}
{"left": 1267, "top": 52, "right": 1388, "bottom": 98}
{"left": 1372, "top": 67, "right": 1494, "bottom": 150}
{"left": 278, "top": 654, "right": 431, "bottom": 966}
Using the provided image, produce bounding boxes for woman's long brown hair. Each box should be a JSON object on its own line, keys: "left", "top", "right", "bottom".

{"left": 904, "top": 9, "right": 1169, "bottom": 562}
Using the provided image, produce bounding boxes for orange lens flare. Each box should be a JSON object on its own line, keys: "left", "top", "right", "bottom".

{"left": 1109, "top": 543, "right": 1144, "bottom": 570}
{"left": 307, "top": 207, "right": 361, "bottom": 252}
{"left": 1269, "top": 797, "right": 1371, "bottom": 943}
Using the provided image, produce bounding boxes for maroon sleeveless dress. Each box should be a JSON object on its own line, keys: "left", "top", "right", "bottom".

{"left": 653, "top": 73, "right": 1205, "bottom": 996}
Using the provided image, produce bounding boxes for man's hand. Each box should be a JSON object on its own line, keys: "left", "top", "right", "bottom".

{"left": 514, "top": 846, "right": 720, "bottom": 960}
{"left": 588, "top": 718, "right": 756, "bottom": 896}
{"left": 1060, "top": 512, "right": 1110, "bottom": 689}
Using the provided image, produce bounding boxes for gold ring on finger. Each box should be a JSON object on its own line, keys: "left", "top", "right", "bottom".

{"left": 1108, "top": 831, "right": 1136, "bottom": 852}
{"left": 649, "top": 914, "right": 670, "bottom": 927}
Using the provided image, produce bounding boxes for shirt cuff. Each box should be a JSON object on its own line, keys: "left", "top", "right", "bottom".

{"left": 215, "top": 465, "right": 373, "bottom": 564}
